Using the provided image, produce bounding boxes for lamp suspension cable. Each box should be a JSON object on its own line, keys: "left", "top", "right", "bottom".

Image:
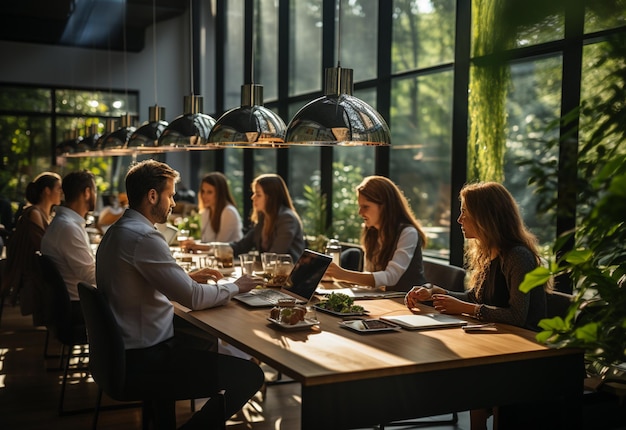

{"left": 123, "top": 3, "right": 129, "bottom": 116}
{"left": 189, "top": 0, "right": 194, "bottom": 96}
{"left": 153, "top": 0, "right": 158, "bottom": 105}
{"left": 336, "top": 0, "right": 341, "bottom": 69}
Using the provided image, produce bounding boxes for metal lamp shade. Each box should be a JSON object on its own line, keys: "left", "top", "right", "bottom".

{"left": 285, "top": 67, "right": 390, "bottom": 146}
{"left": 98, "top": 114, "right": 136, "bottom": 156}
{"left": 157, "top": 95, "right": 216, "bottom": 150}
{"left": 127, "top": 105, "right": 169, "bottom": 152}
{"left": 209, "top": 84, "right": 287, "bottom": 148}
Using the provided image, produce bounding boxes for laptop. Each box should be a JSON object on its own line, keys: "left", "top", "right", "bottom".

{"left": 156, "top": 223, "right": 179, "bottom": 245}
{"left": 380, "top": 313, "right": 468, "bottom": 330}
{"left": 234, "top": 249, "right": 332, "bottom": 307}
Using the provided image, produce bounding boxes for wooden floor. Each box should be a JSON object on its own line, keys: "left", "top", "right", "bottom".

{"left": 0, "top": 302, "right": 474, "bottom": 429}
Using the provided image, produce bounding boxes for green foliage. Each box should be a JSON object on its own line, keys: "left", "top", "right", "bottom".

{"left": 176, "top": 212, "right": 201, "bottom": 240}
{"left": 468, "top": 0, "right": 511, "bottom": 182}
{"left": 318, "top": 292, "right": 365, "bottom": 314}
{"left": 520, "top": 32, "right": 626, "bottom": 374}
{"left": 297, "top": 161, "right": 363, "bottom": 247}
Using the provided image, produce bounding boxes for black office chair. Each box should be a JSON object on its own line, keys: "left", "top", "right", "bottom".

{"left": 423, "top": 258, "right": 466, "bottom": 293}
{"left": 380, "top": 259, "right": 466, "bottom": 429}
{"left": 77, "top": 282, "right": 150, "bottom": 429}
{"left": 38, "top": 253, "right": 90, "bottom": 416}
{"left": 77, "top": 282, "right": 225, "bottom": 430}
{"left": 340, "top": 246, "right": 364, "bottom": 271}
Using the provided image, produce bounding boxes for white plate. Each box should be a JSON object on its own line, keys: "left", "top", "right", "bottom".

{"left": 267, "top": 317, "right": 320, "bottom": 330}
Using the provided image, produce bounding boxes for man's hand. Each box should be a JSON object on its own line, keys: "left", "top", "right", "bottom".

{"left": 189, "top": 268, "right": 223, "bottom": 284}
{"left": 234, "top": 274, "right": 266, "bottom": 294}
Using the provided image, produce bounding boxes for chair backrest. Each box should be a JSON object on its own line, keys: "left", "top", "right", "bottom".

{"left": 423, "top": 258, "right": 466, "bottom": 293}
{"left": 77, "top": 282, "right": 127, "bottom": 399}
{"left": 340, "top": 246, "right": 364, "bottom": 272}
{"left": 38, "top": 253, "right": 74, "bottom": 343}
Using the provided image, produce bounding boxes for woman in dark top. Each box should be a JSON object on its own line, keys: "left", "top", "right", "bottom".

{"left": 230, "top": 173, "right": 305, "bottom": 262}
{"left": 405, "top": 181, "right": 548, "bottom": 430}
{"left": 2, "top": 172, "right": 63, "bottom": 324}
{"left": 406, "top": 181, "right": 547, "bottom": 329}
{"left": 325, "top": 175, "right": 428, "bottom": 292}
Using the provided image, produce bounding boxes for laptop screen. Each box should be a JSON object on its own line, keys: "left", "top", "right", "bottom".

{"left": 282, "top": 249, "right": 332, "bottom": 302}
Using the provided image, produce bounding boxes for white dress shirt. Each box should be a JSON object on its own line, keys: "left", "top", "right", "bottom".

{"left": 96, "top": 209, "right": 239, "bottom": 350}
{"left": 41, "top": 206, "right": 95, "bottom": 301}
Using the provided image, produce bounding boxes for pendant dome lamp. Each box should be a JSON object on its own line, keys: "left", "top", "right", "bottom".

{"left": 285, "top": 66, "right": 390, "bottom": 146}
{"left": 75, "top": 123, "right": 101, "bottom": 155}
{"left": 157, "top": 94, "right": 216, "bottom": 150}
{"left": 209, "top": 2, "right": 286, "bottom": 148}
{"left": 127, "top": 105, "right": 169, "bottom": 152}
{"left": 209, "top": 83, "right": 287, "bottom": 148}
{"left": 285, "top": 0, "right": 390, "bottom": 146}
{"left": 157, "top": 0, "right": 216, "bottom": 151}
{"left": 57, "top": 128, "right": 83, "bottom": 157}
{"left": 96, "top": 118, "right": 117, "bottom": 153}
{"left": 99, "top": 113, "right": 137, "bottom": 155}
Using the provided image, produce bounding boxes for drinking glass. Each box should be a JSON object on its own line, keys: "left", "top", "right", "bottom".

{"left": 239, "top": 253, "right": 256, "bottom": 276}
{"left": 213, "top": 242, "right": 234, "bottom": 268}
{"left": 261, "top": 252, "right": 277, "bottom": 275}
{"left": 267, "top": 254, "right": 293, "bottom": 287}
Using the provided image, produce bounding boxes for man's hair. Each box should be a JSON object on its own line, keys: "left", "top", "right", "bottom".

{"left": 62, "top": 170, "right": 95, "bottom": 203}
{"left": 125, "top": 160, "right": 180, "bottom": 208}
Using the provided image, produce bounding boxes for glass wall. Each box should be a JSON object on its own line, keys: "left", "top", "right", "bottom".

{"left": 3, "top": 0, "right": 625, "bottom": 266}
{"left": 214, "top": 0, "right": 626, "bottom": 262}
{"left": 0, "top": 84, "right": 138, "bottom": 208}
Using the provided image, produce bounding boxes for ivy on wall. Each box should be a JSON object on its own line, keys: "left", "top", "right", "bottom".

{"left": 468, "top": 0, "right": 510, "bottom": 182}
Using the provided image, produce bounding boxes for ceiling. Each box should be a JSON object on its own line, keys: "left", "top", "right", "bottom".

{"left": 0, "top": 0, "right": 188, "bottom": 52}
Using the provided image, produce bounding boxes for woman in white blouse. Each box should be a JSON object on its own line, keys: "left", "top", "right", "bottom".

{"left": 197, "top": 172, "right": 243, "bottom": 243}
{"left": 324, "top": 175, "right": 427, "bottom": 292}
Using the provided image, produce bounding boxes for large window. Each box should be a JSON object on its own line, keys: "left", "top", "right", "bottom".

{"left": 3, "top": 0, "right": 625, "bottom": 268}
{"left": 214, "top": 0, "right": 626, "bottom": 263}
{"left": 0, "top": 84, "right": 138, "bottom": 205}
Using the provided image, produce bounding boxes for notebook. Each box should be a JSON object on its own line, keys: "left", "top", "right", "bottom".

{"left": 234, "top": 249, "right": 332, "bottom": 307}
{"left": 380, "top": 313, "right": 468, "bottom": 330}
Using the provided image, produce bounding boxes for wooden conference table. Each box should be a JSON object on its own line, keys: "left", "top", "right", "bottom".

{"left": 174, "top": 288, "right": 583, "bottom": 429}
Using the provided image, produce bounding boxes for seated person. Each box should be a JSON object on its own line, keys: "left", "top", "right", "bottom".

{"left": 405, "top": 182, "right": 548, "bottom": 430}
{"left": 41, "top": 170, "right": 98, "bottom": 323}
{"left": 180, "top": 172, "right": 243, "bottom": 252}
{"left": 230, "top": 173, "right": 305, "bottom": 262}
{"left": 325, "top": 176, "right": 427, "bottom": 292}
{"left": 96, "top": 159, "right": 264, "bottom": 428}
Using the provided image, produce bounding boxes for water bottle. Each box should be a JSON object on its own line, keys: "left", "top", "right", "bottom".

{"left": 325, "top": 239, "right": 342, "bottom": 267}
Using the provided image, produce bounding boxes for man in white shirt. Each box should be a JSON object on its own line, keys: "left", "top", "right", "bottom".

{"left": 41, "top": 170, "right": 97, "bottom": 323}
{"left": 96, "top": 159, "right": 263, "bottom": 429}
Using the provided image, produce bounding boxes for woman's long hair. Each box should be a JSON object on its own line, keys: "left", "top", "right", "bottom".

{"left": 200, "top": 172, "right": 237, "bottom": 235}
{"left": 460, "top": 182, "right": 541, "bottom": 290}
{"left": 358, "top": 176, "right": 427, "bottom": 270}
{"left": 250, "top": 174, "right": 302, "bottom": 241}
